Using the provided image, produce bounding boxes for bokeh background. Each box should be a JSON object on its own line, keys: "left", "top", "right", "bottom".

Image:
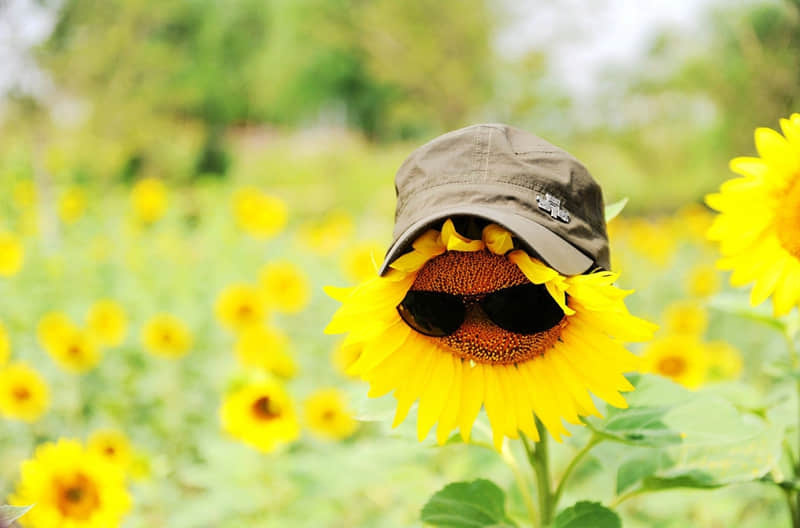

{"left": 1, "top": 0, "right": 799, "bottom": 526}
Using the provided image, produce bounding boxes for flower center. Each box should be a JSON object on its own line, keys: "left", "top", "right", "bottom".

{"left": 67, "top": 345, "right": 82, "bottom": 357}
{"left": 776, "top": 174, "right": 800, "bottom": 260}
{"left": 251, "top": 396, "right": 280, "bottom": 421}
{"left": 413, "top": 250, "right": 566, "bottom": 365}
{"left": 55, "top": 473, "right": 100, "bottom": 520}
{"left": 12, "top": 386, "right": 31, "bottom": 401}
{"left": 321, "top": 409, "right": 336, "bottom": 422}
{"left": 237, "top": 304, "right": 254, "bottom": 320}
{"left": 657, "top": 356, "right": 687, "bottom": 377}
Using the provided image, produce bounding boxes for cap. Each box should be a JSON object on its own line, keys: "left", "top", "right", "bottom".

{"left": 379, "top": 124, "right": 610, "bottom": 276}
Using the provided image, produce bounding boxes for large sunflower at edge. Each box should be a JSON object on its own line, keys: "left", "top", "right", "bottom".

{"left": 707, "top": 114, "right": 800, "bottom": 315}
{"left": 325, "top": 219, "right": 656, "bottom": 448}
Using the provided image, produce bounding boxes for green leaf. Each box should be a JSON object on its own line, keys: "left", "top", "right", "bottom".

{"left": 554, "top": 501, "right": 621, "bottom": 528}
{"left": 708, "top": 292, "right": 786, "bottom": 332}
{"left": 0, "top": 505, "right": 33, "bottom": 525}
{"left": 421, "top": 479, "right": 517, "bottom": 528}
{"left": 616, "top": 451, "right": 674, "bottom": 494}
{"left": 604, "top": 198, "right": 628, "bottom": 222}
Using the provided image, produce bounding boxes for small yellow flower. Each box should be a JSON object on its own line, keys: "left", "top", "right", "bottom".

{"left": 0, "top": 231, "right": 24, "bottom": 277}
{"left": 215, "top": 283, "right": 268, "bottom": 332}
{"left": 298, "top": 212, "right": 354, "bottom": 256}
{"left": 131, "top": 177, "right": 168, "bottom": 224}
{"left": 628, "top": 218, "right": 676, "bottom": 266}
{"left": 232, "top": 186, "right": 288, "bottom": 238}
{"left": 259, "top": 261, "right": 310, "bottom": 313}
{"left": 0, "top": 362, "right": 49, "bottom": 422}
{"left": 0, "top": 319, "right": 10, "bottom": 366}
{"left": 220, "top": 381, "right": 300, "bottom": 453}
{"left": 234, "top": 325, "right": 297, "bottom": 378}
{"left": 142, "top": 314, "right": 192, "bottom": 358}
{"left": 13, "top": 180, "right": 37, "bottom": 209}
{"left": 687, "top": 263, "right": 721, "bottom": 298}
{"left": 331, "top": 341, "right": 362, "bottom": 378}
{"left": 664, "top": 300, "right": 708, "bottom": 337}
{"left": 9, "top": 438, "right": 132, "bottom": 527}
{"left": 58, "top": 186, "right": 87, "bottom": 224}
{"left": 304, "top": 388, "right": 358, "bottom": 441}
{"left": 37, "top": 311, "right": 74, "bottom": 351}
{"left": 641, "top": 335, "right": 708, "bottom": 389}
{"left": 47, "top": 326, "right": 102, "bottom": 373}
{"left": 676, "top": 203, "right": 714, "bottom": 243}
{"left": 86, "top": 300, "right": 128, "bottom": 347}
{"left": 341, "top": 241, "right": 384, "bottom": 283}
{"left": 705, "top": 341, "right": 743, "bottom": 381}
{"left": 88, "top": 429, "right": 133, "bottom": 473}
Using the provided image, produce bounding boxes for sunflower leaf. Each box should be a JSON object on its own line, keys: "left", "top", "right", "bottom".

{"left": 0, "top": 505, "right": 33, "bottom": 526}
{"left": 708, "top": 292, "right": 786, "bottom": 332}
{"left": 420, "top": 479, "right": 518, "bottom": 527}
{"left": 554, "top": 501, "right": 621, "bottom": 528}
{"left": 604, "top": 198, "right": 628, "bottom": 222}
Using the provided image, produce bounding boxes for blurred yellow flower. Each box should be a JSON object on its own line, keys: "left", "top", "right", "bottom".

{"left": 304, "top": 388, "right": 358, "bottom": 441}
{"left": 215, "top": 283, "right": 268, "bottom": 332}
{"left": 9, "top": 438, "right": 132, "bottom": 527}
{"left": 628, "top": 218, "right": 676, "bottom": 266}
{"left": 131, "top": 177, "right": 168, "bottom": 224}
{"left": 0, "top": 362, "right": 49, "bottom": 422}
{"left": 299, "top": 212, "right": 354, "bottom": 256}
{"left": 0, "top": 319, "right": 9, "bottom": 366}
{"left": 687, "top": 263, "right": 721, "bottom": 298}
{"left": 58, "top": 187, "right": 87, "bottom": 224}
{"left": 341, "top": 241, "right": 384, "bottom": 283}
{"left": 234, "top": 325, "right": 297, "bottom": 378}
{"left": 258, "top": 261, "right": 310, "bottom": 313}
{"left": 86, "top": 300, "right": 128, "bottom": 347}
{"left": 232, "top": 186, "right": 288, "bottom": 238}
{"left": 676, "top": 203, "right": 714, "bottom": 243}
{"left": 142, "top": 314, "right": 193, "bottom": 359}
{"left": 641, "top": 335, "right": 708, "bottom": 389}
{"left": 37, "top": 311, "right": 74, "bottom": 351}
{"left": 705, "top": 341, "right": 743, "bottom": 381}
{"left": 0, "top": 231, "right": 24, "bottom": 277}
{"left": 331, "top": 341, "right": 361, "bottom": 378}
{"left": 664, "top": 300, "right": 708, "bottom": 337}
{"left": 47, "top": 326, "right": 102, "bottom": 373}
{"left": 220, "top": 381, "right": 300, "bottom": 453}
{"left": 13, "top": 180, "right": 36, "bottom": 209}
{"left": 88, "top": 429, "right": 133, "bottom": 473}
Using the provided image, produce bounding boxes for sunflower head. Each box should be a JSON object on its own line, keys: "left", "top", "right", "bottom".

{"left": 304, "top": 388, "right": 358, "bottom": 441}
{"left": 220, "top": 381, "right": 300, "bottom": 453}
{"left": 0, "top": 362, "right": 49, "bottom": 423}
{"left": 47, "top": 326, "right": 101, "bottom": 374}
{"left": 641, "top": 335, "right": 708, "bottom": 390}
{"left": 131, "top": 177, "right": 168, "bottom": 224}
{"left": 86, "top": 300, "right": 128, "bottom": 347}
{"left": 234, "top": 325, "right": 296, "bottom": 378}
{"left": 0, "top": 319, "right": 10, "bottom": 366}
{"left": 0, "top": 231, "right": 24, "bottom": 277}
{"left": 232, "top": 186, "right": 288, "bottom": 238}
{"left": 87, "top": 429, "right": 133, "bottom": 472}
{"left": 258, "top": 261, "right": 311, "bottom": 313}
{"left": 215, "top": 283, "right": 268, "bottom": 332}
{"left": 326, "top": 218, "right": 657, "bottom": 448}
{"left": 142, "top": 314, "right": 193, "bottom": 359}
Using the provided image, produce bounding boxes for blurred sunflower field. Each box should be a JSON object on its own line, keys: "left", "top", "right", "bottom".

{"left": 2, "top": 0, "right": 800, "bottom": 527}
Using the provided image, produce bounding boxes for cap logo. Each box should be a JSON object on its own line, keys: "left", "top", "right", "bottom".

{"left": 536, "top": 193, "right": 570, "bottom": 223}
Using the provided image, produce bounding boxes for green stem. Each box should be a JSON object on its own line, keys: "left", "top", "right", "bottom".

{"left": 552, "top": 435, "right": 602, "bottom": 510}
{"left": 523, "top": 421, "right": 554, "bottom": 527}
{"left": 784, "top": 487, "right": 799, "bottom": 528}
{"left": 787, "top": 316, "right": 800, "bottom": 528}
{"left": 610, "top": 488, "right": 645, "bottom": 508}
{"left": 500, "top": 441, "right": 539, "bottom": 527}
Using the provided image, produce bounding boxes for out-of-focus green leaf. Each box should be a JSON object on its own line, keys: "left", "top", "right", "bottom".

{"left": 0, "top": 505, "right": 32, "bottom": 525}
{"left": 708, "top": 293, "right": 786, "bottom": 332}
{"left": 604, "top": 198, "right": 628, "bottom": 222}
{"left": 554, "top": 501, "right": 621, "bottom": 528}
{"left": 420, "top": 479, "right": 517, "bottom": 528}
{"left": 616, "top": 451, "right": 674, "bottom": 494}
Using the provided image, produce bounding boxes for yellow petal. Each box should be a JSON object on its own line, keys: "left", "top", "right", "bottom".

{"left": 417, "top": 350, "right": 455, "bottom": 441}
{"left": 440, "top": 219, "right": 485, "bottom": 252}
{"left": 458, "top": 361, "right": 485, "bottom": 442}
{"left": 436, "top": 357, "right": 463, "bottom": 445}
{"left": 483, "top": 224, "right": 515, "bottom": 255}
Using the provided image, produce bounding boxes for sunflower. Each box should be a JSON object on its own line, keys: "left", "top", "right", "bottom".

{"left": 331, "top": 340, "right": 362, "bottom": 378}
{"left": 86, "top": 300, "right": 128, "bottom": 347}
{"left": 687, "top": 263, "right": 720, "bottom": 298}
{"left": 664, "top": 300, "right": 708, "bottom": 337}
{"left": 46, "top": 326, "right": 101, "bottom": 374}
{"left": 9, "top": 438, "right": 131, "bottom": 528}
{"left": 304, "top": 388, "right": 358, "bottom": 441}
{"left": 87, "top": 429, "right": 133, "bottom": 473}
{"left": 141, "top": 314, "right": 192, "bottom": 359}
{"left": 258, "top": 261, "right": 311, "bottom": 313}
{"left": 341, "top": 241, "right": 384, "bottom": 283}
{"left": 0, "top": 231, "right": 24, "bottom": 277}
{"left": 641, "top": 335, "right": 708, "bottom": 389}
{"left": 57, "top": 187, "right": 86, "bottom": 224}
{"left": 234, "top": 325, "right": 297, "bottom": 378}
{"left": 705, "top": 340, "right": 743, "bottom": 381}
{"left": 220, "top": 381, "right": 300, "bottom": 452}
{"left": 707, "top": 114, "right": 800, "bottom": 315}
{"left": 232, "top": 186, "right": 288, "bottom": 239}
{"left": 298, "top": 212, "right": 354, "bottom": 256}
{"left": 130, "top": 177, "right": 168, "bottom": 224}
{"left": 0, "top": 362, "right": 49, "bottom": 422}
{"left": 215, "top": 283, "right": 268, "bottom": 332}
{"left": 0, "top": 319, "right": 10, "bottom": 366}
{"left": 37, "top": 311, "right": 73, "bottom": 351}
{"left": 326, "top": 219, "right": 656, "bottom": 447}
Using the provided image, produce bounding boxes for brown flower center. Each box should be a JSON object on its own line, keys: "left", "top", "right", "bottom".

{"left": 251, "top": 396, "right": 280, "bottom": 421}
{"left": 12, "top": 386, "right": 31, "bottom": 401}
{"left": 237, "top": 304, "right": 254, "bottom": 320}
{"left": 55, "top": 473, "right": 100, "bottom": 520}
{"left": 657, "top": 356, "right": 687, "bottom": 377}
{"left": 775, "top": 174, "right": 800, "bottom": 260}
{"left": 412, "top": 250, "right": 566, "bottom": 365}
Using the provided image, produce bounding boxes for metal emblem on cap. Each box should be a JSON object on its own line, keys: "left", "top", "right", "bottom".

{"left": 536, "top": 193, "right": 570, "bottom": 223}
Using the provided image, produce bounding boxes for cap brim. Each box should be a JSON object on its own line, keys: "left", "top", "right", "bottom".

{"left": 379, "top": 206, "right": 594, "bottom": 276}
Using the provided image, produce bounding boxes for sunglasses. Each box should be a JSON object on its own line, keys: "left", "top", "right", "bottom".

{"left": 397, "top": 283, "right": 565, "bottom": 337}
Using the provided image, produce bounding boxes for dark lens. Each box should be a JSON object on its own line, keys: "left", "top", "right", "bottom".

{"left": 481, "top": 283, "right": 565, "bottom": 334}
{"left": 397, "top": 290, "right": 465, "bottom": 337}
